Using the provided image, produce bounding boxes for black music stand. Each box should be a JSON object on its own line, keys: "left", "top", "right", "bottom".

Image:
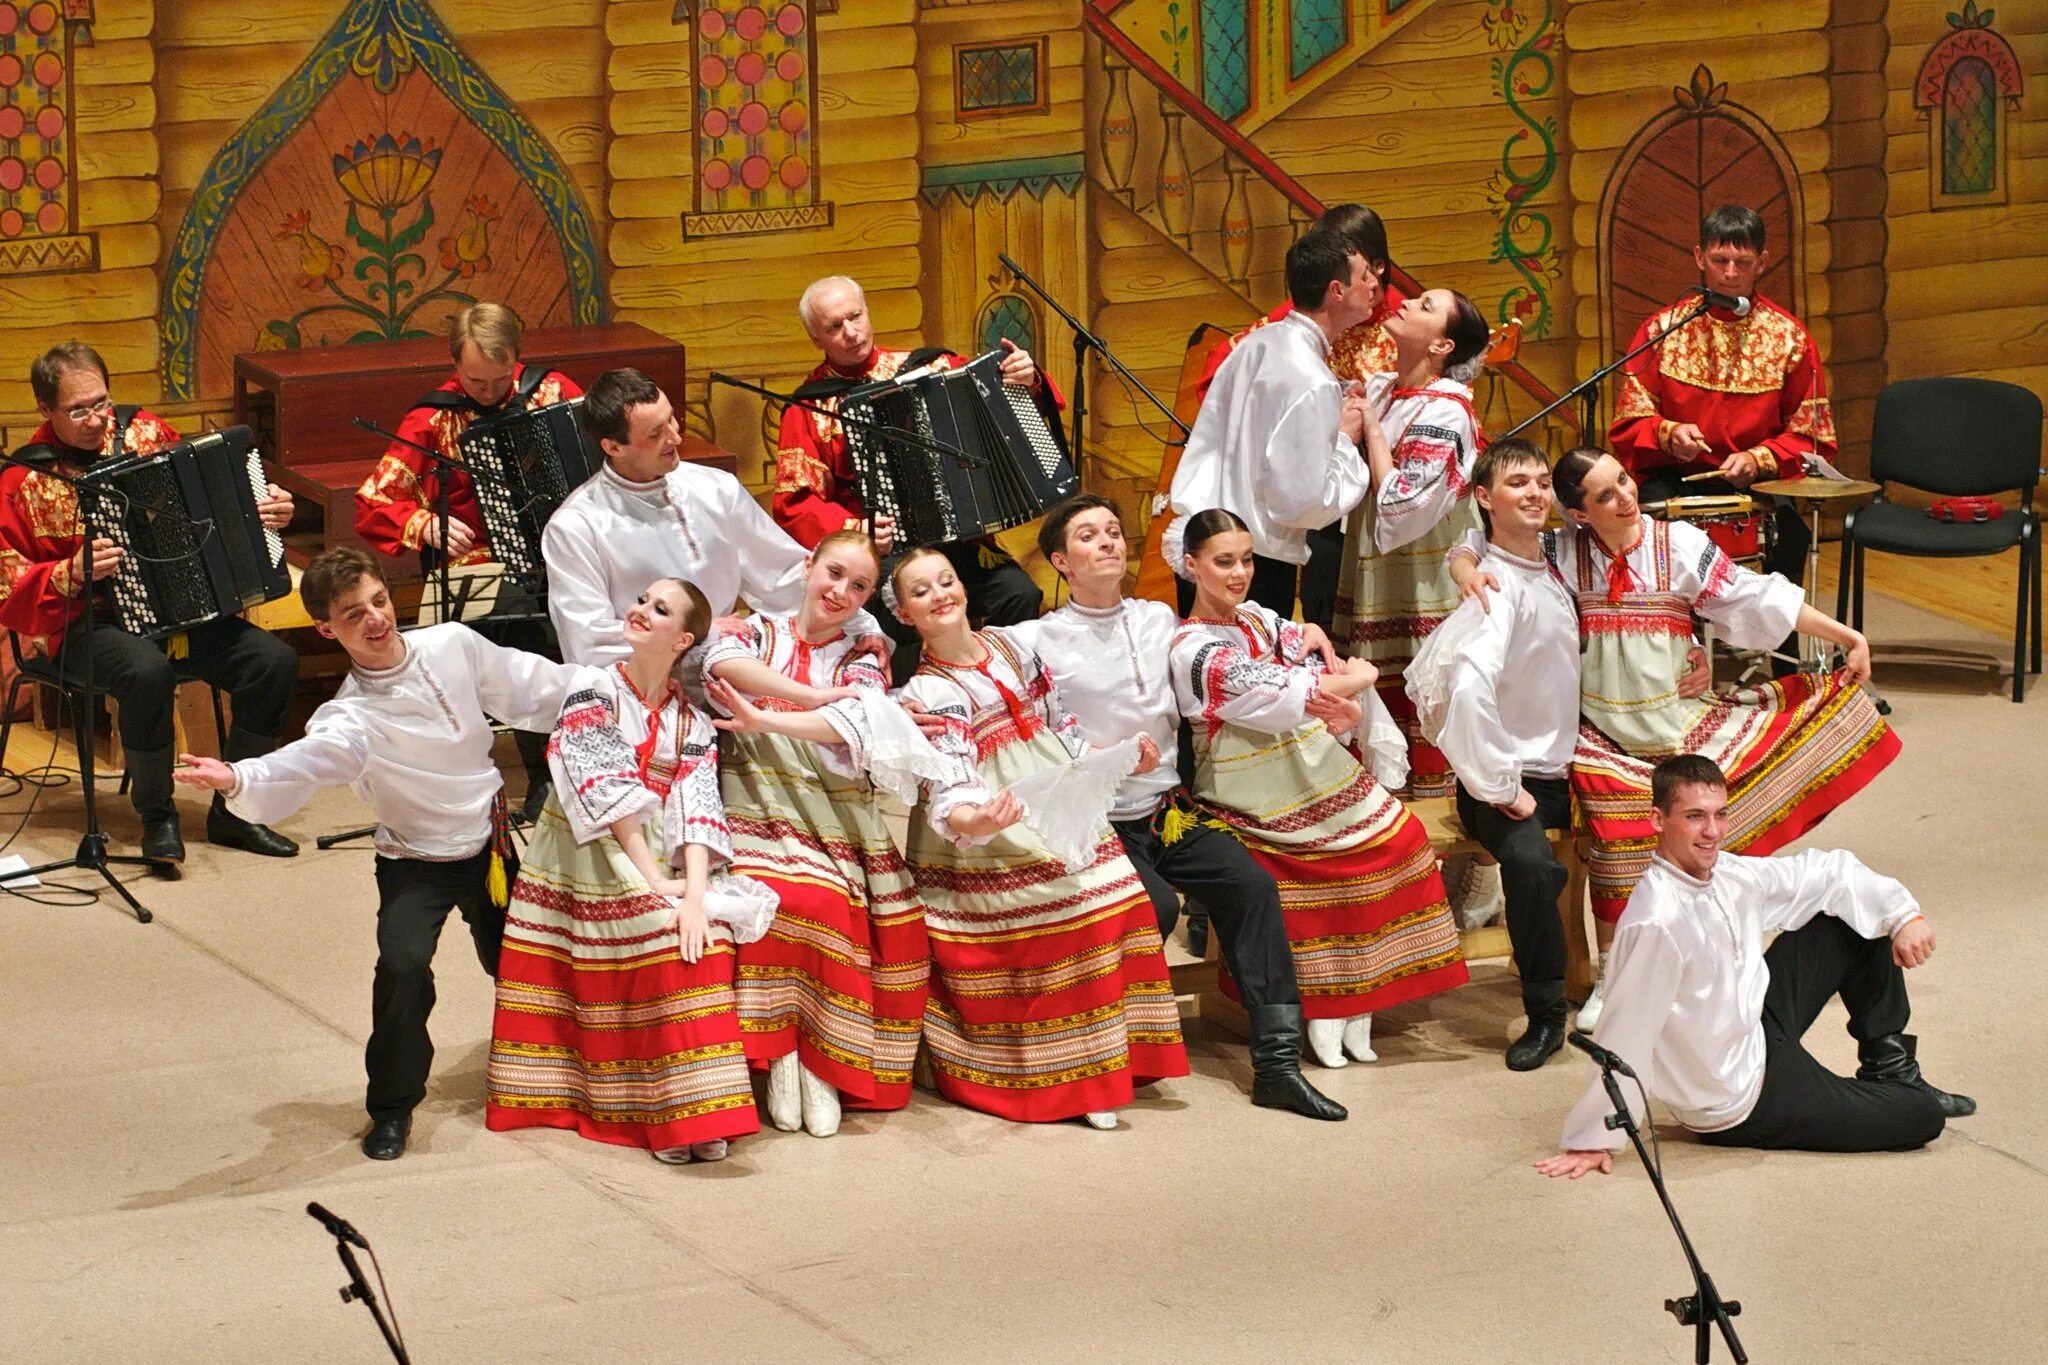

{"left": 0, "top": 451, "right": 217, "bottom": 923}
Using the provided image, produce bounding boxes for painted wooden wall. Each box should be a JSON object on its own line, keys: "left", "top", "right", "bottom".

{"left": 0, "top": 0, "right": 2039, "bottom": 498}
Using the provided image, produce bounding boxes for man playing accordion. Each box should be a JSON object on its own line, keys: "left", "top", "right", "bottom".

{"left": 772, "top": 274, "right": 1056, "bottom": 681}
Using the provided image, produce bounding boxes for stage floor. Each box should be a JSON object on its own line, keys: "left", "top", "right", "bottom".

{"left": 3, "top": 587, "right": 2043, "bottom": 1363}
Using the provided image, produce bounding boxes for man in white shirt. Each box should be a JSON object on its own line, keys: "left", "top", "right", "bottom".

{"left": 544, "top": 367, "right": 866, "bottom": 667}
{"left": 1008, "top": 494, "right": 1346, "bottom": 1121}
{"left": 1538, "top": 754, "right": 1973, "bottom": 1176}
{"left": 1409, "top": 439, "right": 1581, "bottom": 1071}
{"left": 177, "top": 549, "right": 584, "bottom": 1161}
{"left": 1163, "top": 230, "right": 1378, "bottom": 617}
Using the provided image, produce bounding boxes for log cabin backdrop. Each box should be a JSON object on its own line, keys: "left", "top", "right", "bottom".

{"left": 1, "top": 0, "right": 2040, "bottom": 585}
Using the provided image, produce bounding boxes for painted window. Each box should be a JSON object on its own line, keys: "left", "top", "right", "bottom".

{"left": 1289, "top": 0, "right": 1348, "bottom": 82}
{"left": 957, "top": 40, "right": 1045, "bottom": 118}
{"left": 1940, "top": 57, "right": 1997, "bottom": 196}
{"left": 1199, "top": 1, "right": 1251, "bottom": 122}
{"left": 977, "top": 294, "right": 1038, "bottom": 359}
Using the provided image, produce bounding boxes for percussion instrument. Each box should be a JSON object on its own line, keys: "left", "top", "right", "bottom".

{"left": 1645, "top": 493, "right": 1773, "bottom": 562}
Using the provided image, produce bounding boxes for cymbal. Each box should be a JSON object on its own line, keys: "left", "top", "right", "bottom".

{"left": 1751, "top": 477, "right": 1881, "bottom": 500}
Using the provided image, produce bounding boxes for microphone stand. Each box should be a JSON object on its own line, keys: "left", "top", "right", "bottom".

{"left": 313, "top": 1213, "right": 410, "bottom": 1363}
{"left": 1501, "top": 292, "right": 1721, "bottom": 444}
{"left": 0, "top": 450, "right": 216, "bottom": 923}
{"left": 999, "top": 251, "right": 1188, "bottom": 465}
{"left": 1594, "top": 1054, "right": 1747, "bottom": 1363}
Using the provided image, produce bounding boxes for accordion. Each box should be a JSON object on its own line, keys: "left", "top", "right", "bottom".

{"left": 454, "top": 397, "right": 599, "bottom": 590}
{"left": 77, "top": 425, "right": 291, "bottom": 638}
{"left": 838, "top": 350, "right": 1078, "bottom": 549}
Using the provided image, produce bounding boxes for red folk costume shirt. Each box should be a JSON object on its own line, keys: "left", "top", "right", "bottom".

{"left": 354, "top": 364, "right": 581, "bottom": 566}
{"left": 0, "top": 409, "right": 181, "bottom": 643}
{"left": 1609, "top": 296, "right": 1836, "bottom": 483}
{"left": 771, "top": 347, "right": 1064, "bottom": 550}
{"left": 1191, "top": 286, "right": 1408, "bottom": 408}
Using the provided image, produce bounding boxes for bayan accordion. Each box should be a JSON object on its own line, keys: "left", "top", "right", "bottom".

{"left": 77, "top": 425, "right": 291, "bottom": 638}
{"left": 838, "top": 350, "right": 1077, "bottom": 549}
{"left": 454, "top": 397, "right": 600, "bottom": 590}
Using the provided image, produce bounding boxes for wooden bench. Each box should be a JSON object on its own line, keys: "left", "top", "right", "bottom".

{"left": 1167, "top": 794, "right": 1595, "bottom": 1035}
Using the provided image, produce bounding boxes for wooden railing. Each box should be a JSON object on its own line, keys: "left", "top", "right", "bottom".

{"left": 1086, "top": 12, "right": 1577, "bottom": 432}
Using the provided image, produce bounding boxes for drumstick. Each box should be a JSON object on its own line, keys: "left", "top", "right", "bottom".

{"left": 1680, "top": 469, "right": 1724, "bottom": 483}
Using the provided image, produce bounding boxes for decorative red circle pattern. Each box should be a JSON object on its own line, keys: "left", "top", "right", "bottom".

{"left": 0, "top": 106, "right": 18, "bottom": 139}
{"left": 695, "top": 2, "right": 814, "bottom": 208}
{"left": 0, "top": 6, "right": 17, "bottom": 37}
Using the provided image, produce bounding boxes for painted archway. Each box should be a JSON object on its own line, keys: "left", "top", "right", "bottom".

{"left": 159, "top": 0, "right": 606, "bottom": 401}
{"left": 1598, "top": 66, "right": 1805, "bottom": 376}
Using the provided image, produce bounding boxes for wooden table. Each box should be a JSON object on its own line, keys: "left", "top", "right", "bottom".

{"left": 232, "top": 321, "right": 727, "bottom": 556}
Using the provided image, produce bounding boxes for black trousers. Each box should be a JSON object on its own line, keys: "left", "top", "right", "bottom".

{"left": 366, "top": 847, "right": 512, "bottom": 1123}
{"left": 1297, "top": 522, "right": 1347, "bottom": 631}
{"left": 1636, "top": 468, "right": 1811, "bottom": 589}
{"left": 873, "top": 540, "right": 1043, "bottom": 684}
{"left": 1455, "top": 776, "right": 1572, "bottom": 1007}
{"left": 1111, "top": 812, "right": 1299, "bottom": 1009}
{"left": 1699, "top": 915, "right": 1944, "bottom": 1153}
{"left": 1174, "top": 553, "right": 1300, "bottom": 619}
{"left": 55, "top": 614, "right": 298, "bottom": 819}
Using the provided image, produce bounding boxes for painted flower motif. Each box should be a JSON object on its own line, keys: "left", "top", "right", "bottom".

{"left": 1481, "top": 3, "right": 1528, "bottom": 52}
{"left": 439, "top": 195, "right": 498, "bottom": 277}
{"left": 332, "top": 132, "right": 442, "bottom": 214}
{"left": 277, "top": 209, "right": 344, "bottom": 290}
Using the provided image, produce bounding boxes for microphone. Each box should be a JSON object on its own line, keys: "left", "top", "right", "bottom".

{"left": 1567, "top": 1030, "right": 1638, "bottom": 1079}
{"left": 997, "top": 251, "right": 1024, "bottom": 280}
{"left": 306, "top": 1201, "right": 369, "bottom": 1248}
{"left": 1685, "top": 285, "right": 1752, "bottom": 317}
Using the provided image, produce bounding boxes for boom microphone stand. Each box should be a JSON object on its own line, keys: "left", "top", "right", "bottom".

{"left": 1501, "top": 288, "right": 1729, "bottom": 444}
{"left": 306, "top": 1202, "right": 410, "bottom": 1364}
{"left": 998, "top": 251, "right": 1188, "bottom": 463}
{"left": 1574, "top": 1033, "right": 1746, "bottom": 1363}
{"left": 0, "top": 452, "right": 221, "bottom": 922}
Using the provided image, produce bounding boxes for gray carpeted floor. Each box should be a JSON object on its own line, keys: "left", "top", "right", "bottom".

{"left": 4, "top": 589, "right": 2043, "bottom": 1363}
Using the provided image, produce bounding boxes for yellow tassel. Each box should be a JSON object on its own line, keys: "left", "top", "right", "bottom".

{"left": 486, "top": 847, "right": 509, "bottom": 909}
{"left": 165, "top": 633, "right": 189, "bottom": 661}
{"left": 1159, "top": 805, "right": 1194, "bottom": 846}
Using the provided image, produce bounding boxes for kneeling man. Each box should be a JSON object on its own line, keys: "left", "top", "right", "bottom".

{"left": 1540, "top": 754, "right": 1973, "bottom": 1176}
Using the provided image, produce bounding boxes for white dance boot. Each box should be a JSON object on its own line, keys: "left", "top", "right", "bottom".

{"left": 1341, "top": 1013, "right": 1377, "bottom": 1063}
{"left": 1306, "top": 1017, "right": 1348, "bottom": 1068}
{"left": 798, "top": 1062, "right": 842, "bottom": 1137}
{"left": 765, "top": 1053, "right": 803, "bottom": 1132}
{"left": 1576, "top": 955, "right": 1607, "bottom": 1032}
{"left": 1081, "top": 1110, "right": 1118, "bottom": 1130}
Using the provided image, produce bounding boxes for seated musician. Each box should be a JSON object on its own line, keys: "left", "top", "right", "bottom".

{"left": 543, "top": 368, "right": 880, "bottom": 669}
{"left": 1610, "top": 204, "right": 1828, "bottom": 654}
{"left": 1538, "top": 755, "right": 1971, "bottom": 1179}
{"left": 352, "top": 303, "right": 578, "bottom": 818}
{"left": 1161, "top": 230, "right": 1378, "bottom": 619}
{"left": 0, "top": 343, "right": 299, "bottom": 864}
{"left": 773, "top": 274, "right": 1052, "bottom": 682}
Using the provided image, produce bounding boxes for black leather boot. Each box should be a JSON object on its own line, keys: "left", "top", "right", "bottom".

{"left": 206, "top": 730, "right": 299, "bottom": 857}
{"left": 127, "top": 746, "right": 185, "bottom": 866}
{"left": 1248, "top": 1004, "right": 1348, "bottom": 1120}
{"left": 1507, "top": 979, "right": 1569, "bottom": 1072}
{"left": 361, "top": 1115, "right": 412, "bottom": 1160}
{"left": 1857, "top": 1033, "right": 1977, "bottom": 1118}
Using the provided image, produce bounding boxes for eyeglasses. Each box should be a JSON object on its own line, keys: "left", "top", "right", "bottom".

{"left": 63, "top": 397, "right": 114, "bottom": 423}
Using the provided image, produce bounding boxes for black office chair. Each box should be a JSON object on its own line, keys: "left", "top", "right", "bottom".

{"left": 1837, "top": 377, "right": 2042, "bottom": 702}
{"left": 0, "top": 632, "right": 229, "bottom": 789}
